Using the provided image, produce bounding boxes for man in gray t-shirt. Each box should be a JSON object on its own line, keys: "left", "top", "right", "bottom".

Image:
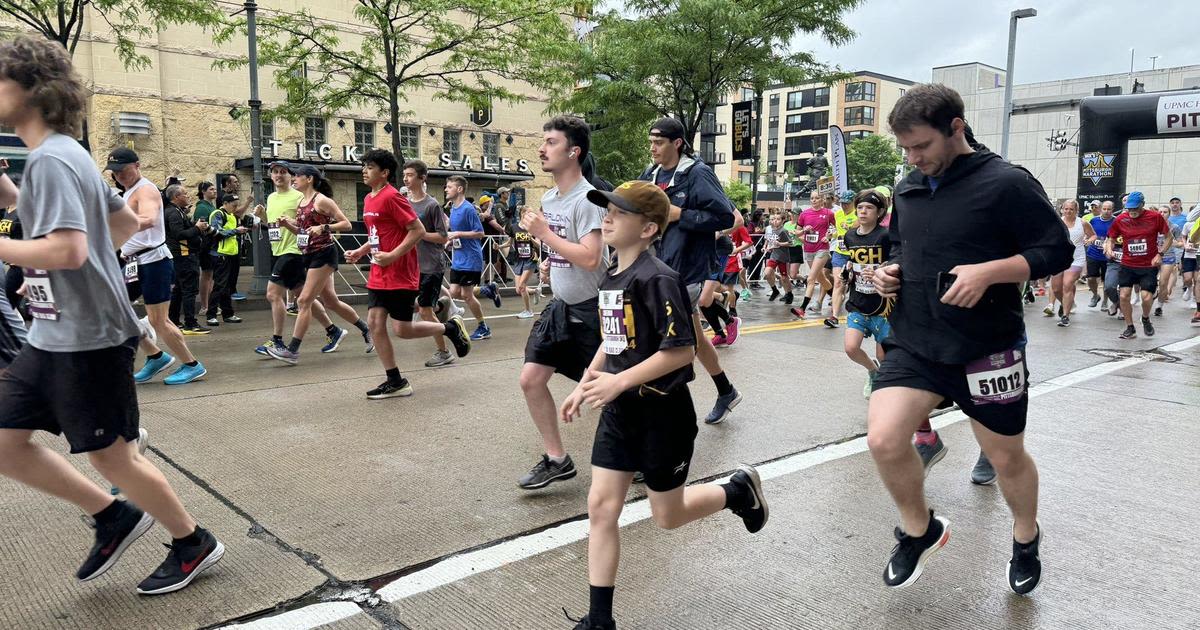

{"left": 538, "top": 178, "right": 607, "bottom": 304}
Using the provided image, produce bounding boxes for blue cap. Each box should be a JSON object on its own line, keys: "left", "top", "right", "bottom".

{"left": 838, "top": 190, "right": 856, "bottom": 203}
{"left": 1124, "top": 191, "right": 1144, "bottom": 208}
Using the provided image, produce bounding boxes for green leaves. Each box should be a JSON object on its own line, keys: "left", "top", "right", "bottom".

{"left": 845, "top": 133, "right": 903, "bottom": 192}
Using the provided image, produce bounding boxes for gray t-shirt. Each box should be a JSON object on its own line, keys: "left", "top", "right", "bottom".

{"left": 18, "top": 133, "right": 139, "bottom": 352}
{"left": 541, "top": 178, "right": 606, "bottom": 305}
{"left": 412, "top": 195, "right": 447, "bottom": 275}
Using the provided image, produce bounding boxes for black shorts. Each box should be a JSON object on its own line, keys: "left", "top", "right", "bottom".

{"left": 198, "top": 248, "right": 214, "bottom": 271}
{"left": 787, "top": 246, "right": 805, "bottom": 264}
{"left": 367, "top": 288, "right": 419, "bottom": 321}
{"left": 720, "top": 271, "right": 740, "bottom": 286}
{"left": 303, "top": 246, "right": 338, "bottom": 270}
{"left": 1183, "top": 257, "right": 1198, "bottom": 274}
{"left": 524, "top": 299, "right": 601, "bottom": 381}
{"left": 512, "top": 259, "right": 538, "bottom": 276}
{"left": 449, "top": 269, "right": 482, "bottom": 287}
{"left": 126, "top": 258, "right": 175, "bottom": 306}
{"left": 270, "top": 254, "right": 307, "bottom": 289}
{"left": 874, "top": 341, "right": 1030, "bottom": 437}
{"left": 0, "top": 337, "right": 140, "bottom": 454}
{"left": 591, "top": 387, "right": 698, "bottom": 492}
{"left": 1085, "top": 258, "right": 1108, "bottom": 279}
{"left": 1117, "top": 265, "right": 1159, "bottom": 293}
{"left": 417, "top": 273, "right": 444, "bottom": 308}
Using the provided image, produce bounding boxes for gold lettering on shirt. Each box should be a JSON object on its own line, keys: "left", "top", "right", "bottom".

{"left": 665, "top": 300, "right": 675, "bottom": 337}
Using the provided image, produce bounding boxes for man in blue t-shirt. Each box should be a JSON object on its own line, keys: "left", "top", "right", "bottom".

{"left": 445, "top": 175, "right": 494, "bottom": 340}
{"left": 1085, "top": 200, "right": 1116, "bottom": 308}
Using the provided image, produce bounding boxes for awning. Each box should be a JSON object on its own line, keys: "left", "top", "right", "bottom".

{"left": 233, "top": 157, "right": 534, "bottom": 182}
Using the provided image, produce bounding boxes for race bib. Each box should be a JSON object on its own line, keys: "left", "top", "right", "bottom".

{"left": 123, "top": 259, "right": 139, "bottom": 284}
{"left": 852, "top": 263, "right": 877, "bottom": 294}
{"left": 965, "top": 348, "right": 1026, "bottom": 406}
{"left": 268, "top": 223, "right": 282, "bottom": 243}
{"left": 547, "top": 221, "right": 571, "bottom": 268}
{"left": 599, "top": 290, "right": 628, "bottom": 355}
{"left": 517, "top": 242, "right": 532, "bottom": 259}
{"left": 23, "top": 268, "right": 58, "bottom": 321}
{"left": 368, "top": 229, "right": 381, "bottom": 264}
{"left": 297, "top": 232, "right": 310, "bottom": 249}
{"left": 804, "top": 232, "right": 819, "bottom": 243}
{"left": 1127, "top": 238, "right": 1148, "bottom": 256}
{"left": 452, "top": 237, "right": 462, "bottom": 249}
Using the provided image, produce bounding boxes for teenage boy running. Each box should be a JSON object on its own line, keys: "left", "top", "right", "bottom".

{"left": 445, "top": 175, "right": 495, "bottom": 341}
{"left": 560, "top": 180, "right": 767, "bottom": 630}
{"left": 402, "top": 160, "right": 459, "bottom": 367}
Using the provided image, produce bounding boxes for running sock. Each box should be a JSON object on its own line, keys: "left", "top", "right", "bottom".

{"left": 354, "top": 320, "right": 369, "bottom": 334}
{"left": 147, "top": 351, "right": 164, "bottom": 361}
{"left": 799, "top": 296, "right": 812, "bottom": 310}
{"left": 914, "top": 430, "right": 939, "bottom": 446}
{"left": 288, "top": 338, "right": 302, "bottom": 352}
{"left": 386, "top": 367, "right": 401, "bottom": 384}
{"left": 721, "top": 479, "right": 750, "bottom": 511}
{"left": 588, "top": 585, "right": 615, "bottom": 624}
{"left": 272, "top": 335, "right": 283, "bottom": 344}
{"left": 548, "top": 454, "right": 568, "bottom": 465}
{"left": 325, "top": 324, "right": 339, "bottom": 336}
{"left": 442, "top": 322, "right": 455, "bottom": 336}
{"left": 712, "top": 371, "right": 733, "bottom": 397}
{"left": 185, "top": 361, "right": 198, "bottom": 367}
{"left": 92, "top": 499, "right": 124, "bottom": 525}
{"left": 700, "top": 305, "right": 726, "bottom": 337}
{"left": 173, "top": 527, "right": 203, "bottom": 547}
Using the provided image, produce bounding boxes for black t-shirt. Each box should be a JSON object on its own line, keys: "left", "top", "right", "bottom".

{"left": 843, "top": 224, "right": 892, "bottom": 316}
{"left": 512, "top": 227, "right": 538, "bottom": 261}
{"left": 598, "top": 250, "right": 695, "bottom": 394}
{"left": 0, "top": 207, "right": 22, "bottom": 240}
{"left": 715, "top": 234, "right": 733, "bottom": 257}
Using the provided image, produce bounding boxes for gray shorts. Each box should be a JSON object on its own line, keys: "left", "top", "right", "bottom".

{"left": 686, "top": 282, "right": 702, "bottom": 314}
{"left": 803, "top": 249, "right": 831, "bottom": 265}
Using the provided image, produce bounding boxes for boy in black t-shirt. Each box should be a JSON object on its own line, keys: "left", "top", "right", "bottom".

{"left": 559, "top": 181, "right": 768, "bottom": 630}
{"left": 843, "top": 189, "right": 894, "bottom": 398}
{"left": 511, "top": 206, "right": 541, "bottom": 319}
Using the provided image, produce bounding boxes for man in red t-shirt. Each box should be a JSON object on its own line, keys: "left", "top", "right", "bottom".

{"left": 345, "top": 149, "right": 472, "bottom": 398}
{"left": 1104, "top": 191, "right": 1173, "bottom": 339}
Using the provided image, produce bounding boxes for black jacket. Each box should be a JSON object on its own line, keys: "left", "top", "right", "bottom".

{"left": 638, "top": 155, "right": 734, "bottom": 285}
{"left": 165, "top": 202, "right": 204, "bottom": 258}
{"left": 888, "top": 149, "right": 1073, "bottom": 364}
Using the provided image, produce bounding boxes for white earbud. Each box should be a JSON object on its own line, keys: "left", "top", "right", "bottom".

{"left": 569, "top": 151, "right": 577, "bottom": 159}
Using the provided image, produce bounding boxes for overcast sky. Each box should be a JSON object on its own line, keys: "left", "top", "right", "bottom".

{"left": 792, "top": 0, "right": 1200, "bottom": 84}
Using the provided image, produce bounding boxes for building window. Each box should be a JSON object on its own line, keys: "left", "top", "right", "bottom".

{"left": 813, "top": 110, "right": 829, "bottom": 129}
{"left": 398, "top": 124, "right": 419, "bottom": 158}
{"left": 354, "top": 120, "right": 375, "bottom": 155}
{"left": 260, "top": 118, "right": 275, "bottom": 142}
{"left": 845, "top": 81, "right": 877, "bottom": 103}
{"left": 785, "top": 112, "right": 830, "bottom": 133}
{"left": 768, "top": 115, "right": 779, "bottom": 129}
{"left": 767, "top": 160, "right": 777, "bottom": 172}
{"left": 787, "top": 91, "right": 803, "bottom": 110}
{"left": 844, "top": 106, "right": 875, "bottom": 127}
{"left": 847, "top": 130, "right": 874, "bottom": 142}
{"left": 769, "top": 93, "right": 779, "bottom": 103}
{"left": 806, "top": 134, "right": 828, "bottom": 153}
{"left": 811, "top": 87, "right": 830, "bottom": 108}
{"left": 443, "top": 129, "right": 461, "bottom": 160}
{"left": 784, "top": 137, "right": 803, "bottom": 155}
{"left": 785, "top": 114, "right": 803, "bottom": 134}
{"left": 739, "top": 171, "right": 752, "bottom": 184}
{"left": 786, "top": 135, "right": 828, "bottom": 155}
{"left": 783, "top": 159, "right": 804, "bottom": 175}
{"left": 741, "top": 87, "right": 755, "bottom": 101}
{"left": 483, "top": 133, "right": 500, "bottom": 162}
{"left": 304, "top": 117, "right": 327, "bottom": 155}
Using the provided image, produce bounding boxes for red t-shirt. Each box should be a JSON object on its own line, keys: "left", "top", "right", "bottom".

{"left": 363, "top": 184, "right": 420, "bottom": 290}
{"left": 1108, "top": 210, "right": 1169, "bottom": 269}
{"left": 724, "top": 226, "right": 751, "bottom": 273}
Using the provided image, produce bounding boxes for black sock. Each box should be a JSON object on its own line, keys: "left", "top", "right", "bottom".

{"left": 325, "top": 324, "right": 338, "bottom": 336}
{"left": 289, "top": 338, "right": 302, "bottom": 352}
{"left": 442, "top": 322, "right": 455, "bottom": 337}
{"left": 173, "top": 526, "right": 203, "bottom": 547}
{"left": 354, "top": 320, "right": 369, "bottom": 334}
{"left": 185, "top": 361, "right": 198, "bottom": 367}
{"left": 386, "top": 367, "right": 401, "bottom": 384}
{"left": 700, "top": 305, "right": 725, "bottom": 337}
{"left": 721, "top": 480, "right": 749, "bottom": 511}
{"left": 799, "top": 296, "right": 812, "bottom": 310}
{"left": 588, "top": 585, "right": 614, "bottom": 624}
{"left": 147, "top": 351, "right": 163, "bottom": 361}
{"left": 709, "top": 300, "right": 731, "bottom": 325}
{"left": 712, "top": 371, "right": 733, "bottom": 396}
{"left": 272, "top": 335, "right": 283, "bottom": 344}
{"left": 92, "top": 499, "right": 124, "bottom": 525}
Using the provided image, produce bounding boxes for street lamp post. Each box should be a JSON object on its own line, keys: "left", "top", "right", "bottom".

{"left": 1000, "top": 7, "right": 1036, "bottom": 160}
{"left": 245, "top": 0, "right": 269, "bottom": 294}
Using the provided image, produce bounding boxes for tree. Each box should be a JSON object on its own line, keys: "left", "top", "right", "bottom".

{"left": 723, "top": 179, "right": 751, "bottom": 210}
{"left": 0, "top": 0, "right": 226, "bottom": 147}
{"left": 559, "top": 0, "right": 860, "bottom": 150}
{"left": 590, "top": 116, "right": 654, "bottom": 184}
{"left": 216, "top": 0, "right": 583, "bottom": 162}
{"left": 845, "top": 134, "right": 903, "bottom": 192}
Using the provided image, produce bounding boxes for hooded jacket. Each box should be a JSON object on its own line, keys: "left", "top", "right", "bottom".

{"left": 888, "top": 149, "right": 1073, "bottom": 364}
{"left": 639, "top": 155, "right": 734, "bottom": 285}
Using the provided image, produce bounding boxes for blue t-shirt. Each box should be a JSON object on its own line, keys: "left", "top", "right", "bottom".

{"left": 449, "top": 200, "right": 484, "bottom": 271}
{"left": 926, "top": 175, "right": 940, "bottom": 192}
{"left": 1086, "top": 215, "right": 1114, "bottom": 261}
{"left": 1168, "top": 214, "right": 1186, "bottom": 251}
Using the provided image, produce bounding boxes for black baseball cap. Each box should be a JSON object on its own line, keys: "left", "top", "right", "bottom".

{"left": 292, "top": 164, "right": 322, "bottom": 178}
{"left": 105, "top": 147, "right": 139, "bottom": 172}
{"left": 649, "top": 117, "right": 687, "bottom": 142}
{"left": 267, "top": 160, "right": 294, "bottom": 173}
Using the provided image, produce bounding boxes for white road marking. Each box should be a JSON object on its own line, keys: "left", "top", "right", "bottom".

{"left": 223, "top": 334, "right": 1200, "bottom": 629}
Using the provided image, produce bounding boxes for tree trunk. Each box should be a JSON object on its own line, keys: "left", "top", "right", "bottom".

{"left": 389, "top": 85, "right": 403, "bottom": 164}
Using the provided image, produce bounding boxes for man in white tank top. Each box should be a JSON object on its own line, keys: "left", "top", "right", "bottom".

{"left": 107, "top": 149, "right": 207, "bottom": 385}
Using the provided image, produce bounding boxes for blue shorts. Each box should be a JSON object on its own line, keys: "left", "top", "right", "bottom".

{"left": 1161, "top": 252, "right": 1179, "bottom": 266}
{"left": 831, "top": 252, "right": 850, "bottom": 268}
{"left": 128, "top": 258, "right": 175, "bottom": 306}
{"left": 847, "top": 311, "right": 891, "bottom": 340}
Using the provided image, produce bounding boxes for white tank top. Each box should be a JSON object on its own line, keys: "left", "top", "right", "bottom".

{"left": 1065, "top": 218, "right": 1084, "bottom": 248}
{"left": 119, "top": 177, "right": 172, "bottom": 264}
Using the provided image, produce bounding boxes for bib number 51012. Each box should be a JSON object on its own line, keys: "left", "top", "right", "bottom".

{"left": 964, "top": 348, "right": 1026, "bottom": 405}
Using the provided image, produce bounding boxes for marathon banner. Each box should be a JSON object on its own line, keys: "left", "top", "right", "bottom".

{"left": 829, "top": 125, "right": 848, "bottom": 194}
{"left": 731, "top": 100, "right": 753, "bottom": 161}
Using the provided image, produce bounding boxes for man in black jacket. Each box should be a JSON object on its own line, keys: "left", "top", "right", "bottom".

{"left": 867, "top": 84, "right": 1072, "bottom": 596}
{"left": 164, "top": 184, "right": 210, "bottom": 334}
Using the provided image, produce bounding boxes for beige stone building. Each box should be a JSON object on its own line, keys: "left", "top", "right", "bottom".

{"left": 0, "top": 2, "right": 557, "bottom": 219}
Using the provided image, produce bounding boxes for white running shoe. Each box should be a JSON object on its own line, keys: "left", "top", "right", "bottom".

{"left": 517, "top": 310, "right": 535, "bottom": 319}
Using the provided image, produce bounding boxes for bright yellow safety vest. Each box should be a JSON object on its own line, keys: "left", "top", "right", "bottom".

{"left": 215, "top": 210, "right": 239, "bottom": 256}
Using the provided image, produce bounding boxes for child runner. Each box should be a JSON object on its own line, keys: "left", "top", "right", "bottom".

{"left": 560, "top": 180, "right": 767, "bottom": 630}
{"left": 511, "top": 206, "right": 541, "bottom": 319}
{"left": 763, "top": 211, "right": 793, "bottom": 303}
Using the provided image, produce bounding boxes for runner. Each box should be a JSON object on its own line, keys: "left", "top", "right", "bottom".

{"left": 1154, "top": 198, "right": 1185, "bottom": 316}
{"left": 1084, "top": 200, "right": 1116, "bottom": 309}
{"left": 343, "top": 149, "right": 471, "bottom": 398}
{"left": 789, "top": 196, "right": 836, "bottom": 325}
{"left": 400, "top": 160, "right": 459, "bottom": 367}
{"left": 1181, "top": 204, "right": 1199, "bottom": 310}
{"left": 1106, "top": 191, "right": 1172, "bottom": 339}
{"left": 639, "top": 117, "right": 742, "bottom": 424}
{"left": 829, "top": 189, "right": 858, "bottom": 328}
{"left": 717, "top": 218, "right": 752, "bottom": 326}
{"left": 868, "top": 84, "right": 1072, "bottom": 594}
{"left": 560, "top": 180, "right": 766, "bottom": 630}
{"left": 0, "top": 35, "right": 223, "bottom": 594}
{"left": 762, "top": 211, "right": 793, "bottom": 303}
{"left": 251, "top": 161, "right": 343, "bottom": 357}
{"left": 107, "top": 148, "right": 208, "bottom": 385}
{"left": 511, "top": 206, "right": 541, "bottom": 319}
{"left": 266, "top": 165, "right": 373, "bottom": 364}
{"left": 1049, "top": 199, "right": 1093, "bottom": 327}
{"left": 699, "top": 212, "right": 742, "bottom": 346}
{"left": 445, "top": 175, "right": 498, "bottom": 342}
{"left": 516, "top": 115, "right": 606, "bottom": 490}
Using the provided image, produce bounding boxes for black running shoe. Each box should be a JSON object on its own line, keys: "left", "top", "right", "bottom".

{"left": 1119, "top": 325, "right": 1137, "bottom": 340}
{"left": 768, "top": 287, "right": 780, "bottom": 301}
{"left": 367, "top": 378, "right": 413, "bottom": 399}
{"left": 1142, "top": 317, "right": 1155, "bottom": 337}
{"left": 728, "top": 464, "right": 768, "bottom": 533}
{"left": 883, "top": 511, "right": 950, "bottom": 588}
{"left": 782, "top": 292, "right": 794, "bottom": 304}
{"left": 1007, "top": 521, "right": 1043, "bottom": 595}
{"left": 446, "top": 315, "right": 472, "bottom": 357}
{"left": 915, "top": 434, "right": 947, "bottom": 475}
{"left": 1088, "top": 293, "right": 1100, "bottom": 308}
{"left": 1153, "top": 306, "right": 1163, "bottom": 317}
{"left": 823, "top": 317, "right": 838, "bottom": 328}
{"left": 136, "top": 527, "right": 225, "bottom": 595}
{"left": 77, "top": 501, "right": 155, "bottom": 581}
{"left": 564, "top": 609, "right": 616, "bottom": 630}
{"left": 1057, "top": 315, "right": 1070, "bottom": 327}
{"left": 518, "top": 454, "right": 577, "bottom": 490}
{"left": 970, "top": 451, "right": 997, "bottom": 485}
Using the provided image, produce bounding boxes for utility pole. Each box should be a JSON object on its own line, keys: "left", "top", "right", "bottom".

{"left": 1000, "top": 7, "right": 1036, "bottom": 160}
{"left": 1149, "top": 55, "right": 1159, "bottom": 71}
{"left": 749, "top": 87, "right": 763, "bottom": 215}
{"left": 246, "top": 0, "right": 269, "bottom": 294}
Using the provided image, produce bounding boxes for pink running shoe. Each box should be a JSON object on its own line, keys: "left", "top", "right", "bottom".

{"left": 724, "top": 317, "right": 741, "bottom": 346}
{"left": 711, "top": 334, "right": 728, "bottom": 347}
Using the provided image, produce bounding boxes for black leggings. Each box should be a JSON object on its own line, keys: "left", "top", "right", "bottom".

{"left": 206, "top": 254, "right": 240, "bottom": 318}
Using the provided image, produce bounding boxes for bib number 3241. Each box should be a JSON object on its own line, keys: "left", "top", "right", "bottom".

{"left": 964, "top": 347, "right": 1026, "bottom": 405}
{"left": 599, "top": 290, "right": 628, "bottom": 355}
